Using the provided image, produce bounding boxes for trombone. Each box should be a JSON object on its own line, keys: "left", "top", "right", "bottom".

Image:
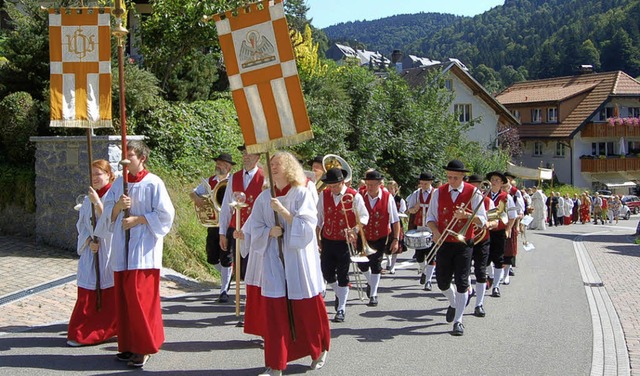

{"left": 424, "top": 184, "right": 492, "bottom": 263}
{"left": 340, "top": 193, "right": 375, "bottom": 301}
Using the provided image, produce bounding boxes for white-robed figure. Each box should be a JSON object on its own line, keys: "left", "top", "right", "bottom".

{"left": 96, "top": 140, "right": 175, "bottom": 368}
{"left": 67, "top": 159, "right": 117, "bottom": 347}
{"left": 530, "top": 187, "right": 547, "bottom": 230}
{"left": 250, "top": 151, "right": 330, "bottom": 376}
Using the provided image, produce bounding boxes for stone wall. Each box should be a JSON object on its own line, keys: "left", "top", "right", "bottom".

{"left": 29, "top": 135, "right": 145, "bottom": 251}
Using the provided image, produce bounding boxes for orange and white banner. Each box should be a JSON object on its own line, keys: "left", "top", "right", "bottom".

{"left": 48, "top": 8, "right": 112, "bottom": 128}
{"left": 214, "top": 0, "right": 313, "bottom": 154}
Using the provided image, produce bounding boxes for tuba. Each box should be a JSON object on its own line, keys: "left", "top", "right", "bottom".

{"left": 316, "top": 154, "right": 353, "bottom": 192}
{"left": 194, "top": 177, "right": 228, "bottom": 227}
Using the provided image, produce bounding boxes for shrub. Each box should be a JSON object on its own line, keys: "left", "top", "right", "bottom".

{"left": 0, "top": 163, "right": 35, "bottom": 212}
{"left": 0, "top": 91, "right": 39, "bottom": 165}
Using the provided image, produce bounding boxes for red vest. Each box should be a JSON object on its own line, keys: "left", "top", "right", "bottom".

{"left": 437, "top": 182, "right": 476, "bottom": 243}
{"left": 413, "top": 188, "right": 433, "bottom": 227}
{"left": 322, "top": 187, "right": 357, "bottom": 241}
{"left": 363, "top": 190, "right": 391, "bottom": 241}
{"left": 230, "top": 169, "right": 264, "bottom": 229}
{"left": 490, "top": 190, "right": 509, "bottom": 231}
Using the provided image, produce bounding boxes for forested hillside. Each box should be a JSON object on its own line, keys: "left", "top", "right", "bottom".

{"left": 322, "top": 0, "right": 640, "bottom": 90}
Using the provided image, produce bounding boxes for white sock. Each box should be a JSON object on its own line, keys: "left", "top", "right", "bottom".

{"left": 487, "top": 265, "right": 494, "bottom": 279}
{"left": 475, "top": 282, "right": 486, "bottom": 307}
{"left": 330, "top": 281, "right": 338, "bottom": 292}
{"left": 425, "top": 264, "right": 435, "bottom": 280}
{"left": 336, "top": 286, "right": 349, "bottom": 312}
{"left": 503, "top": 266, "right": 511, "bottom": 284}
{"left": 492, "top": 267, "right": 503, "bottom": 289}
{"left": 370, "top": 273, "right": 381, "bottom": 297}
{"left": 454, "top": 291, "right": 467, "bottom": 323}
{"left": 389, "top": 254, "right": 398, "bottom": 269}
{"left": 214, "top": 263, "right": 222, "bottom": 273}
{"left": 385, "top": 254, "right": 390, "bottom": 265}
{"left": 363, "top": 270, "right": 372, "bottom": 285}
{"left": 442, "top": 285, "right": 456, "bottom": 306}
{"left": 220, "top": 266, "right": 233, "bottom": 294}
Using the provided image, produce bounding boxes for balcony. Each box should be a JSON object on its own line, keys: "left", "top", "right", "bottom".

{"left": 581, "top": 156, "right": 640, "bottom": 173}
{"left": 581, "top": 122, "right": 640, "bottom": 138}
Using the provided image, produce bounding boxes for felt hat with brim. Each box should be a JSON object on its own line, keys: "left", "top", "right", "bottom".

{"left": 504, "top": 171, "right": 517, "bottom": 180}
{"left": 214, "top": 153, "right": 236, "bottom": 165}
{"left": 321, "top": 168, "right": 348, "bottom": 184}
{"left": 418, "top": 172, "right": 435, "bottom": 181}
{"left": 467, "top": 174, "right": 483, "bottom": 183}
{"left": 443, "top": 159, "right": 470, "bottom": 172}
{"left": 486, "top": 171, "right": 507, "bottom": 184}
{"left": 309, "top": 155, "right": 323, "bottom": 167}
{"left": 237, "top": 145, "right": 246, "bottom": 152}
{"left": 364, "top": 170, "right": 384, "bottom": 181}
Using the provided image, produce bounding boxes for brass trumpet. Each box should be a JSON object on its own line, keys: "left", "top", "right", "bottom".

{"left": 316, "top": 154, "right": 352, "bottom": 192}
{"left": 194, "top": 178, "right": 227, "bottom": 227}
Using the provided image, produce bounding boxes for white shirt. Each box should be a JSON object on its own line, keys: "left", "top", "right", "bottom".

{"left": 76, "top": 194, "right": 114, "bottom": 289}
{"left": 316, "top": 185, "right": 369, "bottom": 229}
{"left": 192, "top": 174, "right": 229, "bottom": 196}
{"left": 219, "top": 166, "right": 260, "bottom": 235}
{"left": 365, "top": 189, "right": 400, "bottom": 224}
{"left": 426, "top": 184, "right": 487, "bottom": 227}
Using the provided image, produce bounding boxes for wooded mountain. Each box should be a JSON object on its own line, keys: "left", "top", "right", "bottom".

{"left": 322, "top": 0, "right": 640, "bottom": 89}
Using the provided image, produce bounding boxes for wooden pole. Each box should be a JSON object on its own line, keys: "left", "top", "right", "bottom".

{"left": 86, "top": 129, "right": 101, "bottom": 311}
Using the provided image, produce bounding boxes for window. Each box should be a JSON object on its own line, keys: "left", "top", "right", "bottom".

{"left": 512, "top": 110, "right": 521, "bottom": 121}
{"left": 629, "top": 107, "right": 640, "bottom": 117}
{"left": 444, "top": 79, "right": 453, "bottom": 91}
{"left": 532, "top": 108, "right": 542, "bottom": 123}
{"left": 555, "top": 142, "right": 566, "bottom": 157}
{"left": 592, "top": 142, "right": 615, "bottom": 156}
{"left": 533, "top": 141, "right": 543, "bottom": 156}
{"left": 547, "top": 107, "right": 558, "bottom": 123}
{"left": 454, "top": 104, "right": 472, "bottom": 123}
{"left": 599, "top": 107, "right": 615, "bottom": 121}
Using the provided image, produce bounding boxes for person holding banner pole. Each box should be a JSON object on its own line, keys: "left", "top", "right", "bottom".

{"left": 248, "top": 151, "right": 330, "bottom": 376}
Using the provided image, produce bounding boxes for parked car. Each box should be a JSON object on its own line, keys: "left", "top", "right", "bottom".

{"left": 621, "top": 195, "right": 640, "bottom": 214}
{"left": 620, "top": 201, "right": 632, "bottom": 220}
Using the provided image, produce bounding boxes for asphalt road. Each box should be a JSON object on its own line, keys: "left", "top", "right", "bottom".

{"left": 0, "top": 226, "right": 592, "bottom": 376}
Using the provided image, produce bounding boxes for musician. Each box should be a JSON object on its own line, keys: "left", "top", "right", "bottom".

{"left": 406, "top": 172, "right": 436, "bottom": 290}
{"left": 503, "top": 172, "right": 524, "bottom": 284}
{"left": 309, "top": 155, "right": 324, "bottom": 184}
{"left": 67, "top": 159, "right": 117, "bottom": 347}
{"left": 219, "top": 145, "right": 264, "bottom": 290}
{"left": 426, "top": 160, "right": 486, "bottom": 336}
{"left": 248, "top": 151, "right": 330, "bottom": 375}
{"left": 97, "top": 140, "right": 175, "bottom": 367}
{"left": 386, "top": 180, "right": 406, "bottom": 274}
{"left": 358, "top": 170, "right": 400, "bottom": 306}
{"left": 189, "top": 153, "right": 235, "bottom": 303}
{"left": 317, "top": 167, "right": 369, "bottom": 323}
{"left": 466, "top": 174, "right": 494, "bottom": 317}
{"left": 485, "top": 171, "right": 516, "bottom": 298}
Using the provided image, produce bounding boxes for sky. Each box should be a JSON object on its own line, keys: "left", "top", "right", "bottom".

{"left": 305, "top": 0, "right": 506, "bottom": 29}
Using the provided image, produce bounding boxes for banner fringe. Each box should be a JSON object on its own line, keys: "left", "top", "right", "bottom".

{"left": 246, "top": 130, "right": 314, "bottom": 154}
{"left": 49, "top": 119, "right": 113, "bottom": 129}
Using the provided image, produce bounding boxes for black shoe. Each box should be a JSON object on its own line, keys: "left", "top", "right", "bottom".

{"left": 367, "top": 296, "right": 378, "bottom": 307}
{"left": 509, "top": 269, "right": 515, "bottom": 276}
{"left": 334, "top": 297, "right": 339, "bottom": 311}
{"left": 116, "top": 352, "right": 134, "bottom": 362}
{"left": 127, "top": 354, "right": 150, "bottom": 368}
{"left": 217, "top": 291, "right": 229, "bottom": 303}
{"left": 366, "top": 284, "right": 371, "bottom": 299}
{"left": 419, "top": 273, "right": 427, "bottom": 285}
{"left": 424, "top": 281, "right": 432, "bottom": 291}
{"left": 445, "top": 306, "right": 455, "bottom": 323}
{"left": 474, "top": 305, "right": 486, "bottom": 317}
{"left": 333, "top": 310, "right": 345, "bottom": 323}
{"left": 491, "top": 287, "right": 501, "bottom": 297}
{"left": 452, "top": 322, "right": 464, "bottom": 336}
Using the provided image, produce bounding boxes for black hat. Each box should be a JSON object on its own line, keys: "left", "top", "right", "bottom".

{"left": 504, "top": 171, "right": 517, "bottom": 180}
{"left": 214, "top": 152, "right": 236, "bottom": 165}
{"left": 443, "top": 159, "right": 470, "bottom": 172}
{"left": 237, "top": 144, "right": 246, "bottom": 152}
{"left": 309, "top": 155, "right": 323, "bottom": 166}
{"left": 321, "top": 168, "right": 348, "bottom": 184}
{"left": 418, "top": 172, "right": 435, "bottom": 181}
{"left": 364, "top": 170, "right": 384, "bottom": 181}
{"left": 468, "top": 174, "right": 483, "bottom": 183}
{"left": 486, "top": 171, "right": 507, "bottom": 184}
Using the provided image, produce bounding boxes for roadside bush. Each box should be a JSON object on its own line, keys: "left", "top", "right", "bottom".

{"left": 0, "top": 91, "right": 39, "bottom": 165}
{"left": 0, "top": 163, "right": 35, "bottom": 212}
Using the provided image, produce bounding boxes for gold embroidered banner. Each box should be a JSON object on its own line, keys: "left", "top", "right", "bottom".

{"left": 48, "top": 8, "right": 112, "bottom": 128}
{"left": 214, "top": 0, "right": 313, "bottom": 154}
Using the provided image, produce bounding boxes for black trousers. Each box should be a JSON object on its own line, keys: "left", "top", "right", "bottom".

{"left": 415, "top": 244, "right": 436, "bottom": 265}
{"left": 472, "top": 239, "right": 490, "bottom": 283}
{"left": 488, "top": 229, "right": 506, "bottom": 269}
{"left": 206, "top": 227, "right": 231, "bottom": 266}
{"left": 226, "top": 227, "right": 247, "bottom": 280}
{"left": 357, "top": 237, "right": 386, "bottom": 274}
{"left": 435, "top": 242, "right": 472, "bottom": 293}
{"left": 321, "top": 238, "right": 351, "bottom": 287}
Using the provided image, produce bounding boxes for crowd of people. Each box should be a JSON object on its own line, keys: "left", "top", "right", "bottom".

{"left": 70, "top": 144, "right": 634, "bottom": 375}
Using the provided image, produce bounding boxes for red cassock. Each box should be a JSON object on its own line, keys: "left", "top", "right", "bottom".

{"left": 67, "top": 287, "right": 117, "bottom": 345}
{"left": 244, "top": 284, "right": 267, "bottom": 337}
{"left": 114, "top": 269, "right": 164, "bottom": 354}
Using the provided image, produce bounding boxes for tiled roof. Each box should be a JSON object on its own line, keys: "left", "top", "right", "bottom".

{"left": 495, "top": 71, "right": 640, "bottom": 139}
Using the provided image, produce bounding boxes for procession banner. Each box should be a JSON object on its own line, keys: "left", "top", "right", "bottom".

{"left": 49, "top": 8, "right": 112, "bottom": 128}
{"left": 507, "top": 162, "right": 553, "bottom": 181}
{"left": 213, "top": 0, "right": 313, "bottom": 154}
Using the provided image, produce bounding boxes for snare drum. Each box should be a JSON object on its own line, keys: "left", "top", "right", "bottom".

{"left": 405, "top": 229, "right": 433, "bottom": 249}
